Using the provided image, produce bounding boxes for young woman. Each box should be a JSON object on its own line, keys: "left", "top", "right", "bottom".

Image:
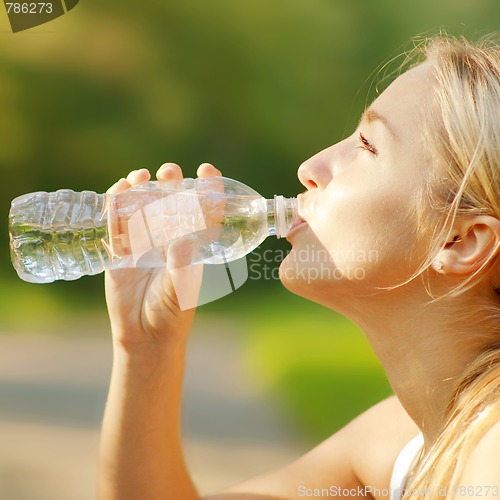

{"left": 98, "top": 35, "right": 500, "bottom": 499}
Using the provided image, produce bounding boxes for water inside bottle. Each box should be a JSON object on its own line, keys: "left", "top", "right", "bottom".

{"left": 9, "top": 182, "right": 297, "bottom": 282}
{"left": 200, "top": 197, "right": 269, "bottom": 263}
{"left": 9, "top": 195, "right": 270, "bottom": 281}
{"left": 9, "top": 221, "right": 111, "bottom": 282}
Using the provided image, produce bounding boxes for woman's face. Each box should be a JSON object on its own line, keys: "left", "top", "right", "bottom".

{"left": 280, "top": 62, "right": 437, "bottom": 309}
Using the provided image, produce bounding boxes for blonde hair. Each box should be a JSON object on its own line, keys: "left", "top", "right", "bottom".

{"left": 399, "top": 34, "right": 500, "bottom": 498}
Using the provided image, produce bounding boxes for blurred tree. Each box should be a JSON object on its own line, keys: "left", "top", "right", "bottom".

{"left": 1, "top": 0, "right": 498, "bottom": 306}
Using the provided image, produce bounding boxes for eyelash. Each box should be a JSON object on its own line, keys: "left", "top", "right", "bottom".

{"left": 357, "top": 133, "right": 378, "bottom": 156}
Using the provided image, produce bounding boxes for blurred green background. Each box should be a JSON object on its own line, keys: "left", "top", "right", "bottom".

{"left": 1, "top": 0, "right": 498, "bottom": 445}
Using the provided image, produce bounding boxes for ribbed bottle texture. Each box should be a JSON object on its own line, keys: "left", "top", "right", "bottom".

{"left": 9, "top": 190, "right": 109, "bottom": 283}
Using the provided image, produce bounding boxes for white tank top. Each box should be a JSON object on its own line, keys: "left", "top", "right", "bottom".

{"left": 390, "top": 433, "right": 424, "bottom": 500}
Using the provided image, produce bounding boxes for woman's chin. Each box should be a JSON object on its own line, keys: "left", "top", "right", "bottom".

{"left": 279, "top": 252, "right": 305, "bottom": 294}
{"left": 278, "top": 246, "right": 372, "bottom": 309}
{"left": 278, "top": 250, "right": 330, "bottom": 297}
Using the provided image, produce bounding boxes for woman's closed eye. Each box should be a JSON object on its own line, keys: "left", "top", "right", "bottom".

{"left": 357, "top": 132, "right": 378, "bottom": 156}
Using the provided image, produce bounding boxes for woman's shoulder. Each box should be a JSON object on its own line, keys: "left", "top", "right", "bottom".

{"left": 458, "top": 419, "right": 500, "bottom": 488}
{"left": 344, "top": 395, "right": 421, "bottom": 494}
{"left": 205, "top": 395, "right": 420, "bottom": 500}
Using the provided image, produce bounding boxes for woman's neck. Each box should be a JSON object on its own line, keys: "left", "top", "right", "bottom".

{"left": 349, "top": 286, "right": 487, "bottom": 447}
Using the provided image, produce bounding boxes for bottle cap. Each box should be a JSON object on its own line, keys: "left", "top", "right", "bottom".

{"left": 274, "top": 195, "right": 298, "bottom": 239}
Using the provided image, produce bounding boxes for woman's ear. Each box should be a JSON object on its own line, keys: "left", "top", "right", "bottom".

{"left": 433, "top": 216, "right": 500, "bottom": 275}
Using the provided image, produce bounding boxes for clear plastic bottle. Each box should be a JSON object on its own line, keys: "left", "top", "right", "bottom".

{"left": 9, "top": 176, "right": 299, "bottom": 283}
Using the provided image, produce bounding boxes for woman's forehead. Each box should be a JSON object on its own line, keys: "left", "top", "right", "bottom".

{"left": 372, "top": 62, "right": 436, "bottom": 134}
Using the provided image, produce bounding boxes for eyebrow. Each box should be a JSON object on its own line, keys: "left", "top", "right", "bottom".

{"left": 360, "top": 107, "right": 398, "bottom": 140}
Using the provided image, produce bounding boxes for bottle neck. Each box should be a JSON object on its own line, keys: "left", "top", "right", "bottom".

{"left": 266, "top": 196, "right": 298, "bottom": 239}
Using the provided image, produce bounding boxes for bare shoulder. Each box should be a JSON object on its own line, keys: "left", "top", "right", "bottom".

{"left": 203, "top": 395, "right": 420, "bottom": 500}
{"left": 344, "top": 395, "right": 421, "bottom": 492}
{"left": 457, "top": 419, "right": 500, "bottom": 490}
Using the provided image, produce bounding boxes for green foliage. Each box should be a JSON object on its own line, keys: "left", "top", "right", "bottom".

{"left": 2, "top": 0, "right": 498, "bottom": 288}
{"left": 1, "top": 0, "right": 497, "bottom": 436}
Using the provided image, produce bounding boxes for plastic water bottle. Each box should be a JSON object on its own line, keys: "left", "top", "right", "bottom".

{"left": 9, "top": 177, "right": 299, "bottom": 284}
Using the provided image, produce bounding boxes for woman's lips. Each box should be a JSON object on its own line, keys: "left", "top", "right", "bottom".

{"left": 287, "top": 194, "right": 308, "bottom": 241}
{"left": 286, "top": 217, "right": 307, "bottom": 241}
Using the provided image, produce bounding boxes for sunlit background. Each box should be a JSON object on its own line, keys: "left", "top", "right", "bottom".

{"left": 0, "top": 1, "right": 498, "bottom": 498}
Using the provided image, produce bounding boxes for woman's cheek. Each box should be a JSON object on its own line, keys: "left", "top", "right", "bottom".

{"left": 282, "top": 179, "right": 414, "bottom": 291}
{"left": 308, "top": 201, "right": 376, "bottom": 275}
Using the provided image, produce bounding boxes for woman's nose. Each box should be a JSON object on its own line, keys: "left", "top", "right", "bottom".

{"left": 297, "top": 152, "right": 333, "bottom": 190}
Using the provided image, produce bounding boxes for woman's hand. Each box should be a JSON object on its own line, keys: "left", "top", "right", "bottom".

{"left": 104, "top": 162, "right": 222, "bottom": 353}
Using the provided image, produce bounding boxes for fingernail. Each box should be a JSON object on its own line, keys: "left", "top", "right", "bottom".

{"left": 158, "top": 164, "right": 174, "bottom": 173}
